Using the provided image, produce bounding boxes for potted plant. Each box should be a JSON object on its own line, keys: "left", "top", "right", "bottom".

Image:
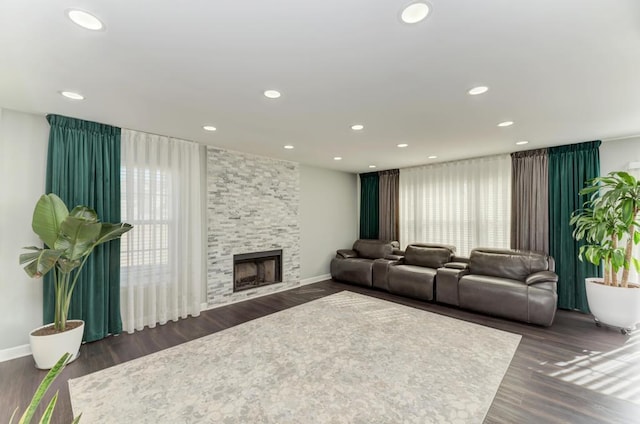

{"left": 571, "top": 171, "right": 640, "bottom": 333}
{"left": 20, "top": 193, "right": 132, "bottom": 368}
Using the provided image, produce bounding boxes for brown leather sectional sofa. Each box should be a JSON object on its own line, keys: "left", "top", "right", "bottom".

{"left": 330, "top": 240, "right": 558, "bottom": 327}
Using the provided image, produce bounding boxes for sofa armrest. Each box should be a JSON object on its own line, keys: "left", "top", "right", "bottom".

{"left": 435, "top": 267, "right": 470, "bottom": 306}
{"left": 336, "top": 249, "right": 358, "bottom": 259}
{"left": 525, "top": 271, "right": 558, "bottom": 285}
{"left": 385, "top": 254, "right": 404, "bottom": 261}
{"left": 444, "top": 262, "right": 469, "bottom": 270}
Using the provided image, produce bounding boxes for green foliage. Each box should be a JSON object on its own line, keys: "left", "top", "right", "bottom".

{"left": 571, "top": 171, "right": 640, "bottom": 287}
{"left": 9, "top": 353, "right": 81, "bottom": 424}
{"left": 20, "top": 194, "right": 132, "bottom": 331}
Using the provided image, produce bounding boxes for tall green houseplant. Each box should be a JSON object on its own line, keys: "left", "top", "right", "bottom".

{"left": 571, "top": 171, "right": 640, "bottom": 287}
{"left": 20, "top": 194, "right": 132, "bottom": 331}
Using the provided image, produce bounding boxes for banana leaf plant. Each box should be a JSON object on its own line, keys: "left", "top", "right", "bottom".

{"left": 20, "top": 194, "right": 132, "bottom": 331}
{"left": 9, "top": 353, "right": 81, "bottom": 424}
{"left": 570, "top": 171, "right": 640, "bottom": 287}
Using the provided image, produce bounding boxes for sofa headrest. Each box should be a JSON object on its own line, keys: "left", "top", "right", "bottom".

{"left": 469, "top": 248, "right": 551, "bottom": 281}
{"left": 404, "top": 244, "right": 455, "bottom": 269}
{"left": 352, "top": 239, "right": 394, "bottom": 260}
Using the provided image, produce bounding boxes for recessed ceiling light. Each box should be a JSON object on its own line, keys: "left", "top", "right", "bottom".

{"left": 428, "top": 155, "right": 437, "bottom": 159}
{"left": 284, "top": 145, "right": 294, "bottom": 149}
{"left": 60, "top": 91, "right": 84, "bottom": 100}
{"left": 401, "top": 2, "right": 430, "bottom": 24}
{"left": 351, "top": 124, "right": 364, "bottom": 131}
{"left": 516, "top": 140, "right": 529, "bottom": 145}
{"left": 397, "top": 143, "right": 409, "bottom": 148}
{"left": 203, "top": 125, "right": 217, "bottom": 132}
{"left": 497, "top": 121, "right": 514, "bottom": 127}
{"left": 369, "top": 165, "right": 377, "bottom": 169}
{"left": 468, "top": 86, "right": 489, "bottom": 95}
{"left": 67, "top": 9, "right": 104, "bottom": 31}
{"left": 334, "top": 157, "right": 342, "bottom": 161}
{"left": 264, "top": 90, "right": 281, "bottom": 99}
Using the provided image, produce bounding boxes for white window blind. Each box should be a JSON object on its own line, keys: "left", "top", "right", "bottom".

{"left": 120, "top": 129, "right": 204, "bottom": 333}
{"left": 399, "top": 154, "right": 511, "bottom": 256}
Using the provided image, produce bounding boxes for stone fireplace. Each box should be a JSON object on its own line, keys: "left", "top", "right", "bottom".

{"left": 206, "top": 147, "right": 300, "bottom": 306}
{"left": 233, "top": 250, "right": 283, "bottom": 292}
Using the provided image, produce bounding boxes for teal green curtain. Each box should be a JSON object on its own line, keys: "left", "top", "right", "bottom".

{"left": 359, "top": 172, "right": 379, "bottom": 239}
{"left": 548, "top": 140, "right": 601, "bottom": 312}
{"left": 44, "top": 114, "right": 122, "bottom": 341}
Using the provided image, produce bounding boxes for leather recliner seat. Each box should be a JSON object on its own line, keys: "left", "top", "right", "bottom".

{"left": 330, "top": 239, "right": 400, "bottom": 287}
{"left": 437, "top": 248, "right": 558, "bottom": 326}
{"left": 384, "top": 244, "right": 455, "bottom": 301}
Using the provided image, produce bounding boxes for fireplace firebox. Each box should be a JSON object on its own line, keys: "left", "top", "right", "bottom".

{"left": 233, "top": 249, "right": 283, "bottom": 292}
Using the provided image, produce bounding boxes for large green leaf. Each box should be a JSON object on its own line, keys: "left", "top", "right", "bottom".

{"left": 54, "top": 216, "right": 102, "bottom": 260}
{"left": 37, "top": 392, "right": 58, "bottom": 424}
{"left": 621, "top": 198, "right": 635, "bottom": 226}
{"left": 31, "top": 194, "right": 68, "bottom": 248}
{"left": 632, "top": 257, "right": 640, "bottom": 274}
{"left": 19, "top": 248, "right": 64, "bottom": 278}
{"left": 68, "top": 206, "right": 98, "bottom": 222}
{"left": 96, "top": 223, "right": 133, "bottom": 245}
{"left": 15, "top": 353, "right": 70, "bottom": 424}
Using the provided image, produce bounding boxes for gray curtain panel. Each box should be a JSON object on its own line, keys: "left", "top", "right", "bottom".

{"left": 379, "top": 169, "right": 399, "bottom": 242}
{"left": 511, "top": 149, "right": 549, "bottom": 253}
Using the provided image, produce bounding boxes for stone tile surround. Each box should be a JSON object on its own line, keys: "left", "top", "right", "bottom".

{"left": 206, "top": 147, "right": 300, "bottom": 306}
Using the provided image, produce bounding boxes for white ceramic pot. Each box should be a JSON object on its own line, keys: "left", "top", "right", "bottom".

{"left": 586, "top": 278, "right": 640, "bottom": 331}
{"left": 29, "top": 320, "right": 84, "bottom": 369}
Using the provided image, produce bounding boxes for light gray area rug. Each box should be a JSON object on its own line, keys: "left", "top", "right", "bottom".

{"left": 69, "top": 291, "right": 521, "bottom": 423}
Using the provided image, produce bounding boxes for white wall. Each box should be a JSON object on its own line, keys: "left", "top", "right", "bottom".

{"left": 299, "top": 165, "right": 358, "bottom": 279}
{"left": 0, "top": 109, "right": 49, "bottom": 352}
{"left": 600, "top": 137, "right": 640, "bottom": 175}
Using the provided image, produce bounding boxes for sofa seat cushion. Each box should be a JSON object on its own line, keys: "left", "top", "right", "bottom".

{"left": 330, "top": 257, "right": 374, "bottom": 287}
{"left": 387, "top": 265, "right": 436, "bottom": 301}
{"left": 459, "top": 274, "right": 528, "bottom": 322}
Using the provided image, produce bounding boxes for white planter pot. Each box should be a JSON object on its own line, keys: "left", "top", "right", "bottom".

{"left": 29, "top": 320, "right": 84, "bottom": 369}
{"left": 586, "top": 278, "right": 640, "bottom": 331}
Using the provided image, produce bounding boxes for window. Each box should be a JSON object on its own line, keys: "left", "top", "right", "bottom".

{"left": 399, "top": 155, "right": 511, "bottom": 256}
{"left": 120, "top": 167, "right": 171, "bottom": 285}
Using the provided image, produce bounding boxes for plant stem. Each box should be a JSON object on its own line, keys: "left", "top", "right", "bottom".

{"left": 621, "top": 208, "right": 639, "bottom": 288}
{"left": 62, "top": 252, "right": 92, "bottom": 329}
{"left": 611, "top": 234, "right": 618, "bottom": 287}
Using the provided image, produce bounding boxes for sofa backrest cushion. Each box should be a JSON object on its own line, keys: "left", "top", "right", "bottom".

{"left": 469, "top": 248, "right": 550, "bottom": 281}
{"left": 352, "top": 239, "right": 393, "bottom": 260}
{"left": 404, "top": 244, "right": 455, "bottom": 269}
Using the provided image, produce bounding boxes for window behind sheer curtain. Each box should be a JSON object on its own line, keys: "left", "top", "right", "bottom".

{"left": 399, "top": 155, "right": 511, "bottom": 256}
{"left": 120, "top": 167, "right": 171, "bottom": 285}
{"left": 120, "top": 129, "right": 204, "bottom": 333}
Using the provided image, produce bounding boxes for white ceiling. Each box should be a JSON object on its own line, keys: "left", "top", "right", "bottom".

{"left": 1, "top": 1, "right": 639, "bottom": 173}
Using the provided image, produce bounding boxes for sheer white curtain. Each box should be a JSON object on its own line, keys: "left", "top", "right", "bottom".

{"left": 120, "top": 129, "right": 204, "bottom": 333}
{"left": 399, "top": 154, "right": 511, "bottom": 256}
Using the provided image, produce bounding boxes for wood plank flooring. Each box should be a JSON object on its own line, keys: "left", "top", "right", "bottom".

{"left": 1, "top": 280, "right": 639, "bottom": 423}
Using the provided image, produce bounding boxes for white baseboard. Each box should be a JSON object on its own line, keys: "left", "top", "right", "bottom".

{"left": 0, "top": 344, "right": 31, "bottom": 363}
{"left": 203, "top": 274, "right": 331, "bottom": 312}
{"left": 300, "top": 273, "right": 331, "bottom": 285}
{"left": 2, "top": 275, "right": 333, "bottom": 362}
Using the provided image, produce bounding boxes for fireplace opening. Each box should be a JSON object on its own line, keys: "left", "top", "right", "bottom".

{"left": 233, "top": 249, "right": 282, "bottom": 292}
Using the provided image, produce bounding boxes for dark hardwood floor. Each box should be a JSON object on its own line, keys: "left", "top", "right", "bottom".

{"left": 2, "top": 280, "right": 639, "bottom": 423}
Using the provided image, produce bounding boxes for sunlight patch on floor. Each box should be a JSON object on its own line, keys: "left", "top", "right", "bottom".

{"left": 541, "top": 331, "right": 640, "bottom": 404}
